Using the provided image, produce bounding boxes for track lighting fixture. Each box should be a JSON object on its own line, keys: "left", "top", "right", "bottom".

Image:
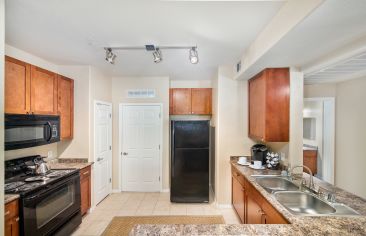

{"left": 152, "top": 48, "right": 162, "bottom": 63}
{"left": 103, "top": 45, "right": 198, "bottom": 64}
{"left": 189, "top": 47, "right": 199, "bottom": 64}
{"left": 105, "top": 48, "right": 116, "bottom": 64}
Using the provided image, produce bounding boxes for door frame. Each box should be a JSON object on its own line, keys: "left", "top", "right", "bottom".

{"left": 93, "top": 100, "right": 113, "bottom": 204}
{"left": 303, "top": 97, "right": 335, "bottom": 184}
{"left": 119, "top": 103, "right": 163, "bottom": 192}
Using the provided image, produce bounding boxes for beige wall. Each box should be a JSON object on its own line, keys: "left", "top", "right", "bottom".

{"left": 1, "top": 0, "right": 5, "bottom": 228}
{"left": 334, "top": 77, "right": 366, "bottom": 198}
{"left": 89, "top": 66, "right": 112, "bottom": 163}
{"left": 111, "top": 76, "right": 170, "bottom": 190}
{"left": 304, "top": 83, "right": 337, "bottom": 98}
{"left": 305, "top": 77, "right": 366, "bottom": 198}
{"left": 214, "top": 66, "right": 254, "bottom": 205}
{"left": 170, "top": 80, "right": 212, "bottom": 88}
{"left": 58, "top": 66, "right": 91, "bottom": 159}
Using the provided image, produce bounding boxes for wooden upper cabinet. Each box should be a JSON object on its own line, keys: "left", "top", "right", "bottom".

{"left": 171, "top": 88, "right": 192, "bottom": 115}
{"left": 30, "top": 65, "right": 58, "bottom": 115}
{"left": 191, "top": 88, "right": 212, "bottom": 115}
{"left": 248, "top": 68, "right": 290, "bottom": 142}
{"left": 5, "top": 56, "right": 31, "bottom": 114}
{"left": 57, "top": 75, "right": 74, "bottom": 139}
{"left": 170, "top": 88, "right": 212, "bottom": 115}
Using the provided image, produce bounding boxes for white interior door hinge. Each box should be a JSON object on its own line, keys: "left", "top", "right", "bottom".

{"left": 109, "top": 178, "right": 112, "bottom": 183}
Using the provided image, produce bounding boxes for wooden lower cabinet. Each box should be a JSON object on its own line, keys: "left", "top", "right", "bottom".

{"left": 231, "top": 167, "right": 289, "bottom": 224}
{"left": 80, "top": 166, "right": 91, "bottom": 215}
{"left": 303, "top": 150, "right": 317, "bottom": 175}
{"left": 232, "top": 176, "right": 245, "bottom": 223}
{"left": 5, "top": 199, "right": 19, "bottom": 236}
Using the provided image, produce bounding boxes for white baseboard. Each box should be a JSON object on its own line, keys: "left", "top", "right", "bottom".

{"left": 112, "top": 189, "right": 121, "bottom": 193}
{"left": 161, "top": 188, "right": 170, "bottom": 193}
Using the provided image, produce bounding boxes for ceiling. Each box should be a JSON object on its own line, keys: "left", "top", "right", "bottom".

{"left": 237, "top": 0, "right": 366, "bottom": 83}
{"left": 5, "top": 0, "right": 284, "bottom": 80}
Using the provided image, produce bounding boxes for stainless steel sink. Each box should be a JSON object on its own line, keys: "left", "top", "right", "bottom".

{"left": 274, "top": 191, "right": 336, "bottom": 215}
{"left": 255, "top": 177, "right": 299, "bottom": 193}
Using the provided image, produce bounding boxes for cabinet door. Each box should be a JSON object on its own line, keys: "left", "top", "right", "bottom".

{"left": 248, "top": 73, "right": 266, "bottom": 141}
{"left": 169, "top": 89, "right": 174, "bottom": 115}
{"left": 80, "top": 166, "right": 91, "bottom": 215}
{"left": 191, "top": 88, "right": 212, "bottom": 115}
{"left": 30, "top": 65, "right": 58, "bottom": 114}
{"left": 171, "top": 88, "right": 191, "bottom": 115}
{"left": 303, "top": 150, "right": 317, "bottom": 175}
{"left": 5, "top": 56, "right": 31, "bottom": 114}
{"left": 57, "top": 75, "right": 74, "bottom": 139}
{"left": 5, "top": 219, "right": 12, "bottom": 236}
{"left": 246, "top": 195, "right": 264, "bottom": 224}
{"left": 232, "top": 176, "right": 245, "bottom": 223}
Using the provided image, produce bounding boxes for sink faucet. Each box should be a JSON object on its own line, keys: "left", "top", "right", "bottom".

{"left": 290, "top": 165, "right": 315, "bottom": 191}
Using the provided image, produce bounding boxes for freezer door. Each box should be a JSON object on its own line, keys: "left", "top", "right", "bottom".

{"left": 172, "top": 120, "right": 209, "bottom": 148}
{"left": 171, "top": 148, "right": 209, "bottom": 203}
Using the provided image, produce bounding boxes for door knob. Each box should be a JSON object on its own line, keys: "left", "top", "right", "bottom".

{"left": 122, "top": 152, "right": 128, "bottom": 155}
{"left": 97, "top": 157, "right": 104, "bottom": 161}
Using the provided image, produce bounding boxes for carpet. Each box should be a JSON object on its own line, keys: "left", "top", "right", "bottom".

{"left": 101, "top": 215, "right": 225, "bottom": 236}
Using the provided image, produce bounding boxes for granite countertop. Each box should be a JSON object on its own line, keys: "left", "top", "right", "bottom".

{"left": 48, "top": 158, "right": 94, "bottom": 170}
{"left": 130, "top": 158, "right": 366, "bottom": 235}
{"left": 4, "top": 194, "right": 20, "bottom": 204}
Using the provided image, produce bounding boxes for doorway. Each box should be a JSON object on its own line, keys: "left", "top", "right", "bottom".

{"left": 119, "top": 104, "right": 162, "bottom": 192}
{"left": 303, "top": 98, "right": 335, "bottom": 184}
{"left": 94, "top": 101, "right": 113, "bottom": 205}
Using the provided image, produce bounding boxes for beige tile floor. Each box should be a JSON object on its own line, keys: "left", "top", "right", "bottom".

{"left": 72, "top": 192, "right": 240, "bottom": 236}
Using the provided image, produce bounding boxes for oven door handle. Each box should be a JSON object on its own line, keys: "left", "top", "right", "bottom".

{"left": 23, "top": 173, "right": 79, "bottom": 203}
{"left": 46, "top": 122, "right": 53, "bottom": 142}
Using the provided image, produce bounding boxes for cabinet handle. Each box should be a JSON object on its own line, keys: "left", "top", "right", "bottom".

{"left": 235, "top": 173, "right": 240, "bottom": 177}
{"left": 83, "top": 171, "right": 89, "bottom": 175}
{"left": 15, "top": 217, "right": 19, "bottom": 222}
{"left": 5, "top": 211, "right": 10, "bottom": 216}
{"left": 241, "top": 188, "right": 245, "bottom": 192}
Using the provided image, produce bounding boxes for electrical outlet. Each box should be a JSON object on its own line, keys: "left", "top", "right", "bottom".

{"left": 48, "top": 151, "right": 53, "bottom": 159}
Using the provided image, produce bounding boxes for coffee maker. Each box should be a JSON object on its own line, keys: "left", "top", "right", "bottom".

{"left": 251, "top": 144, "right": 268, "bottom": 165}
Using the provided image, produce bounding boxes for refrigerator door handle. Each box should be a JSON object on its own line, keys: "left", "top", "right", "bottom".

{"left": 171, "top": 121, "right": 175, "bottom": 177}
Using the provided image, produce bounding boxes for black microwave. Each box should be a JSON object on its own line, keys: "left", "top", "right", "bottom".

{"left": 5, "top": 114, "right": 60, "bottom": 151}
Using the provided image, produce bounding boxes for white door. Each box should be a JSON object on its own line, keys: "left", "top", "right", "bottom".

{"left": 94, "top": 101, "right": 112, "bottom": 204}
{"left": 121, "top": 105, "right": 161, "bottom": 192}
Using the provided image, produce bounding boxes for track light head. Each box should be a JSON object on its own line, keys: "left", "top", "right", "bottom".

{"left": 189, "top": 47, "right": 199, "bottom": 64}
{"left": 153, "top": 48, "right": 162, "bottom": 63}
{"left": 105, "top": 48, "right": 116, "bottom": 64}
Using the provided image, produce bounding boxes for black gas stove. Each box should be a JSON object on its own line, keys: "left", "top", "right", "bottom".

{"left": 5, "top": 156, "right": 82, "bottom": 236}
{"left": 5, "top": 169, "right": 77, "bottom": 195}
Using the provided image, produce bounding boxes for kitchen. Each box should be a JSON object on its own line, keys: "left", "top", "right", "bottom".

{"left": 1, "top": 0, "right": 366, "bottom": 236}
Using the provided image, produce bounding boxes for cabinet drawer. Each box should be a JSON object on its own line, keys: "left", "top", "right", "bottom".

{"left": 5, "top": 200, "right": 18, "bottom": 220}
{"left": 231, "top": 167, "right": 246, "bottom": 186}
{"left": 80, "top": 166, "right": 91, "bottom": 180}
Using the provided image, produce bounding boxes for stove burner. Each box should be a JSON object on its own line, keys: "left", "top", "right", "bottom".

{"left": 5, "top": 181, "right": 25, "bottom": 191}
{"left": 25, "top": 176, "right": 50, "bottom": 182}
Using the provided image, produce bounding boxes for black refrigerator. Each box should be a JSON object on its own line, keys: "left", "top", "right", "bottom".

{"left": 171, "top": 120, "right": 210, "bottom": 203}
